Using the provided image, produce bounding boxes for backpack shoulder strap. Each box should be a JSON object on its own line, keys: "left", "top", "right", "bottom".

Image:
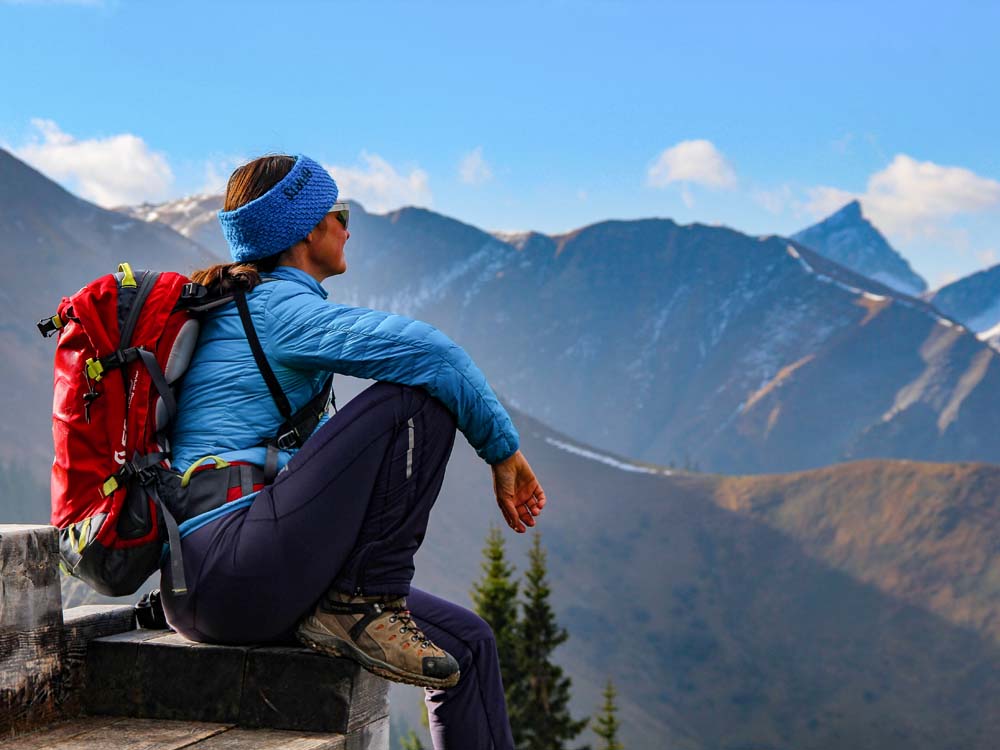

{"left": 232, "top": 288, "right": 335, "bottom": 481}
{"left": 233, "top": 289, "right": 294, "bottom": 421}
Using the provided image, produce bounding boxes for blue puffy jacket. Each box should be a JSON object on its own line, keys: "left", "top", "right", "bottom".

{"left": 170, "top": 266, "right": 519, "bottom": 475}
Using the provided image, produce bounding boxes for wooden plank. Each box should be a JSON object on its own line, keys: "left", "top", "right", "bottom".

{"left": 0, "top": 716, "right": 122, "bottom": 748}
{"left": 0, "top": 525, "right": 62, "bottom": 633}
{"left": 239, "top": 646, "right": 357, "bottom": 733}
{"left": 0, "top": 717, "right": 230, "bottom": 749}
{"left": 63, "top": 605, "right": 137, "bottom": 630}
{"left": 85, "top": 631, "right": 173, "bottom": 717}
{"left": 0, "top": 525, "right": 64, "bottom": 734}
{"left": 2, "top": 721, "right": 354, "bottom": 750}
{"left": 86, "top": 630, "right": 248, "bottom": 724}
{"left": 187, "top": 728, "right": 346, "bottom": 749}
{"left": 132, "top": 636, "right": 247, "bottom": 724}
{"left": 61, "top": 606, "right": 137, "bottom": 716}
{"left": 345, "top": 666, "right": 389, "bottom": 732}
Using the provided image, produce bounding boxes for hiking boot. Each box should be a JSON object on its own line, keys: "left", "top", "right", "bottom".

{"left": 296, "top": 591, "right": 460, "bottom": 689}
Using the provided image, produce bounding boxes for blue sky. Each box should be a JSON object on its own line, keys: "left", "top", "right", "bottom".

{"left": 2, "top": 0, "right": 999, "bottom": 288}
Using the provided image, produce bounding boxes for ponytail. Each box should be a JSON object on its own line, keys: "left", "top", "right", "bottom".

{"left": 188, "top": 255, "right": 281, "bottom": 295}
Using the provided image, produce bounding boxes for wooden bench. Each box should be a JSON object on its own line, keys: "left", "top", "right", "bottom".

{"left": 0, "top": 525, "right": 389, "bottom": 749}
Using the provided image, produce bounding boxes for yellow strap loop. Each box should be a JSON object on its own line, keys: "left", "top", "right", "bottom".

{"left": 102, "top": 476, "right": 119, "bottom": 496}
{"left": 118, "top": 262, "right": 137, "bottom": 288}
{"left": 86, "top": 357, "right": 105, "bottom": 381}
{"left": 51, "top": 314, "right": 63, "bottom": 330}
{"left": 180, "top": 455, "right": 231, "bottom": 488}
{"left": 75, "top": 517, "right": 91, "bottom": 553}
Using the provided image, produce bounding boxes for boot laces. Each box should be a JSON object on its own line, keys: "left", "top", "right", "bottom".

{"left": 387, "top": 607, "right": 431, "bottom": 648}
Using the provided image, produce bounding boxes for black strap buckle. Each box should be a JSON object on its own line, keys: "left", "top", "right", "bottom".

{"left": 117, "top": 456, "right": 160, "bottom": 486}
{"left": 119, "top": 463, "right": 148, "bottom": 486}
{"left": 37, "top": 315, "right": 61, "bottom": 338}
{"left": 276, "top": 426, "right": 302, "bottom": 451}
{"left": 180, "top": 282, "right": 208, "bottom": 301}
{"left": 104, "top": 347, "right": 142, "bottom": 370}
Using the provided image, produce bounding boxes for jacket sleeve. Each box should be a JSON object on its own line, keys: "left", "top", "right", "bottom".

{"left": 262, "top": 285, "right": 519, "bottom": 465}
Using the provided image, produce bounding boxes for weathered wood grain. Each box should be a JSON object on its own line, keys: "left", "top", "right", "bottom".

{"left": 345, "top": 665, "right": 389, "bottom": 732}
{"left": 0, "top": 525, "right": 65, "bottom": 734}
{"left": 0, "top": 716, "right": 230, "bottom": 749}
{"left": 0, "top": 718, "right": 361, "bottom": 749}
{"left": 61, "top": 605, "right": 136, "bottom": 708}
{"left": 239, "top": 646, "right": 357, "bottom": 733}
{"left": 188, "top": 727, "right": 347, "bottom": 749}
{"left": 0, "top": 716, "right": 123, "bottom": 748}
{"left": 84, "top": 630, "right": 173, "bottom": 717}
{"left": 85, "top": 632, "right": 390, "bottom": 736}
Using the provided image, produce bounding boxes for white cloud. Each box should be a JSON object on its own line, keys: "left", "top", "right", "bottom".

{"left": 807, "top": 154, "right": 1000, "bottom": 239}
{"left": 647, "top": 139, "right": 737, "bottom": 190}
{"left": 326, "top": 152, "right": 431, "bottom": 212}
{"left": 458, "top": 146, "right": 493, "bottom": 185}
{"left": 978, "top": 248, "right": 998, "bottom": 267}
{"left": 14, "top": 118, "right": 173, "bottom": 207}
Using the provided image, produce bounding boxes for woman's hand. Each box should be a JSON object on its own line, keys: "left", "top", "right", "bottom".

{"left": 490, "top": 450, "right": 547, "bottom": 533}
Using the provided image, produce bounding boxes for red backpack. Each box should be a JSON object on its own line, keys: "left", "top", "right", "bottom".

{"left": 39, "top": 263, "right": 334, "bottom": 598}
{"left": 39, "top": 263, "right": 200, "bottom": 597}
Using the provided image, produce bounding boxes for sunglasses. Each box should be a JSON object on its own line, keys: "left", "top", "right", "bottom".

{"left": 328, "top": 202, "right": 350, "bottom": 230}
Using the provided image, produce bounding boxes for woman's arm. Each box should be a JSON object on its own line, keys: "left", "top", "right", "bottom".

{"left": 263, "top": 285, "right": 519, "bottom": 465}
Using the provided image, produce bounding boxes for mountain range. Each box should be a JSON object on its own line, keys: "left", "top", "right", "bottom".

{"left": 3, "top": 147, "right": 1000, "bottom": 748}
{"left": 793, "top": 201, "right": 1000, "bottom": 352}
{"left": 121, "top": 186, "right": 1000, "bottom": 475}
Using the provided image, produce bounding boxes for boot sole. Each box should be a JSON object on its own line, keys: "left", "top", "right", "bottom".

{"left": 296, "top": 618, "right": 460, "bottom": 690}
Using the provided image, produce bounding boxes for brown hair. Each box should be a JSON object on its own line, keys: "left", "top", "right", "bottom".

{"left": 190, "top": 154, "right": 297, "bottom": 294}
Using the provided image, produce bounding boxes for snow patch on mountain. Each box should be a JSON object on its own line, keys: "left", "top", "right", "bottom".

{"left": 544, "top": 436, "right": 669, "bottom": 475}
{"left": 978, "top": 320, "right": 1000, "bottom": 352}
{"left": 384, "top": 241, "right": 498, "bottom": 316}
{"left": 492, "top": 230, "right": 532, "bottom": 248}
{"left": 462, "top": 240, "right": 515, "bottom": 307}
{"left": 123, "top": 194, "right": 220, "bottom": 230}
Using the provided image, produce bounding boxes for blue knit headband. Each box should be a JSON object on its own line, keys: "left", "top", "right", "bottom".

{"left": 218, "top": 154, "right": 339, "bottom": 263}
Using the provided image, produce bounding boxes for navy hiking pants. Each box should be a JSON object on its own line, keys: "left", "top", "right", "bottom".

{"left": 161, "top": 382, "right": 514, "bottom": 750}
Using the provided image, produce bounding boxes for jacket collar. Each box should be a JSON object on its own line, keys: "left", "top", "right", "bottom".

{"left": 264, "top": 265, "right": 329, "bottom": 300}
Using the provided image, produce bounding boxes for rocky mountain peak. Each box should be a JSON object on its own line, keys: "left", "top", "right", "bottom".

{"left": 792, "top": 200, "right": 927, "bottom": 296}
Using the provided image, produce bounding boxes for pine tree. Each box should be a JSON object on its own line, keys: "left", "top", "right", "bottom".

{"left": 471, "top": 524, "right": 524, "bottom": 743}
{"left": 398, "top": 729, "right": 425, "bottom": 750}
{"left": 593, "top": 679, "right": 623, "bottom": 750}
{"left": 515, "top": 533, "right": 588, "bottom": 750}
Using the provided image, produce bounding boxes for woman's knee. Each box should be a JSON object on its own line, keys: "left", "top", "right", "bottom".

{"left": 462, "top": 610, "right": 497, "bottom": 645}
{"left": 446, "top": 613, "right": 496, "bottom": 674}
